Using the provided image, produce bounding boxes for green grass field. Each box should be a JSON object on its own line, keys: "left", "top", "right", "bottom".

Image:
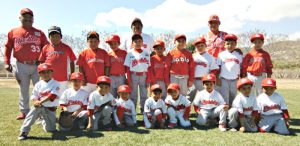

{"left": 0, "top": 79, "right": 300, "bottom": 145}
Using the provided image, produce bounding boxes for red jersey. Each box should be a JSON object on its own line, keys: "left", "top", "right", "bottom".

{"left": 4, "top": 26, "right": 49, "bottom": 64}
{"left": 203, "top": 31, "right": 227, "bottom": 58}
{"left": 241, "top": 48, "right": 273, "bottom": 76}
{"left": 76, "top": 48, "right": 110, "bottom": 84}
{"left": 39, "top": 42, "right": 77, "bottom": 81}
{"left": 165, "top": 48, "right": 195, "bottom": 84}
{"left": 150, "top": 54, "right": 166, "bottom": 83}
{"left": 108, "top": 49, "right": 127, "bottom": 76}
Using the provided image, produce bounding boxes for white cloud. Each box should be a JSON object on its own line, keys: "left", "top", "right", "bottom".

{"left": 94, "top": 0, "right": 300, "bottom": 33}
{"left": 289, "top": 32, "right": 300, "bottom": 40}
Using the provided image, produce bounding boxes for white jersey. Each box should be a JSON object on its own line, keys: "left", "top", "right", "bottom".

{"left": 193, "top": 52, "right": 219, "bottom": 78}
{"left": 144, "top": 97, "right": 167, "bottom": 114}
{"left": 114, "top": 98, "right": 137, "bottom": 124}
{"left": 31, "top": 79, "right": 60, "bottom": 107}
{"left": 217, "top": 50, "right": 243, "bottom": 80}
{"left": 193, "top": 89, "right": 225, "bottom": 110}
{"left": 124, "top": 49, "right": 151, "bottom": 72}
{"left": 165, "top": 94, "right": 191, "bottom": 112}
{"left": 59, "top": 88, "right": 89, "bottom": 112}
{"left": 122, "top": 33, "right": 154, "bottom": 53}
{"left": 232, "top": 93, "right": 259, "bottom": 116}
{"left": 257, "top": 92, "right": 288, "bottom": 116}
{"left": 87, "top": 91, "right": 116, "bottom": 110}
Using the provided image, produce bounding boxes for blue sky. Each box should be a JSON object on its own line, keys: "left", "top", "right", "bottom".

{"left": 1, "top": 0, "right": 300, "bottom": 40}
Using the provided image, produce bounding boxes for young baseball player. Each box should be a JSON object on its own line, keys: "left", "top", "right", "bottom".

{"left": 150, "top": 40, "right": 167, "bottom": 99}
{"left": 58, "top": 72, "right": 89, "bottom": 131}
{"left": 190, "top": 37, "right": 219, "bottom": 101}
{"left": 228, "top": 78, "right": 259, "bottom": 132}
{"left": 257, "top": 78, "right": 290, "bottom": 135}
{"left": 165, "top": 34, "right": 195, "bottom": 96}
{"left": 113, "top": 85, "right": 137, "bottom": 128}
{"left": 144, "top": 84, "right": 167, "bottom": 129}
{"left": 124, "top": 34, "right": 151, "bottom": 113}
{"left": 106, "top": 34, "right": 127, "bottom": 98}
{"left": 77, "top": 31, "right": 110, "bottom": 94}
{"left": 193, "top": 74, "right": 229, "bottom": 132}
{"left": 216, "top": 34, "right": 243, "bottom": 106}
{"left": 18, "top": 63, "right": 60, "bottom": 140}
{"left": 241, "top": 33, "right": 273, "bottom": 96}
{"left": 86, "top": 76, "right": 116, "bottom": 131}
{"left": 165, "top": 83, "right": 191, "bottom": 128}
{"left": 39, "top": 26, "right": 76, "bottom": 97}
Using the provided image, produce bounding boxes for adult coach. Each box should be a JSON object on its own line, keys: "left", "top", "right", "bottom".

{"left": 123, "top": 18, "right": 154, "bottom": 53}
{"left": 4, "top": 8, "right": 49, "bottom": 120}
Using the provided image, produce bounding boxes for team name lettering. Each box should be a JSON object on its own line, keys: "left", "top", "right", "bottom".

{"left": 201, "top": 100, "right": 219, "bottom": 105}
{"left": 14, "top": 35, "right": 40, "bottom": 47}
{"left": 263, "top": 104, "right": 280, "bottom": 112}
{"left": 196, "top": 62, "right": 207, "bottom": 67}
{"left": 172, "top": 57, "right": 189, "bottom": 63}
{"left": 132, "top": 58, "right": 149, "bottom": 67}
{"left": 67, "top": 100, "right": 83, "bottom": 106}
{"left": 225, "top": 58, "right": 240, "bottom": 64}
{"left": 86, "top": 58, "right": 104, "bottom": 63}
{"left": 243, "top": 106, "right": 253, "bottom": 112}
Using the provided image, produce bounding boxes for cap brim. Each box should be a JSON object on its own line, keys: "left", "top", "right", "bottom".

{"left": 49, "top": 30, "right": 61, "bottom": 34}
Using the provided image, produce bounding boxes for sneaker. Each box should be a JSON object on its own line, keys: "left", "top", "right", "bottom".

{"left": 18, "top": 132, "right": 28, "bottom": 140}
{"left": 219, "top": 124, "right": 227, "bottom": 132}
{"left": 167, "top": 123, "right": 176, "bottom": 129}
{"left": 16, "top": 113, "right": 26, "bottom": 120}
{"left": 230, "top": 128, "right": 237, "bottom": 132}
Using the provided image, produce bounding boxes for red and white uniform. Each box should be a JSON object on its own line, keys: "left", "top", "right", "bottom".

{"left": 143, "top": 97, "right": 167, "bottom": 128}
{"left": 31, "top": 79, "right": 60, "bottom": 107}
{"left": 217, "top": 50, "right": 243, "bottom": 80}
{"left": 4, "top": 26, "right": 49, "bottom": 64}
{"left": 123, "top": 33, "right": 154, "bottom": 53}
{"left": 59, "top": 88, "right": 89, "bottom": 113}
{"left": 202, "top": 31, "right": 227, "bottom": 58}
{"left": 124, "top": 49, "right": 151, "bottom": 72}
{"left": 87, "top": 91, "right": 116, "bottom": 111}
{"left": 150, "top": 55, "right": 167, "bottom": 98}
{"left": 193, "top": 52, "right": 219, "bottom": 78}
{"left": 114, "top": 98, "right": 137, "bottom": 125}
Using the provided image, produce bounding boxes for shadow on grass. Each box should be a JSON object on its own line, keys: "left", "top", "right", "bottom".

{"left": 289, "top": 118, "right": 300, "bottom": 135}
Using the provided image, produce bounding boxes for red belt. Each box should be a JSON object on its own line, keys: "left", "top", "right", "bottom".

{"left": 131, "top": 71, "right": 147, "bottom": 76}
{"left": 249, "top": 72, "right": 262, "bottom": 76}
{"left": 194, "top": 77, "right": 202, "bottom": 80}
{"left": 18, "top": 60, "right": 38, "bottom": 65}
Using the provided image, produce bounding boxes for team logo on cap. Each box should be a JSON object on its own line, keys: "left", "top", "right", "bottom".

{"left": 207, "top": 75, "right": 212, "bottom": 79}
{"left": 267, "top": 80, "right": 273, "bottom": 85}
{"left": 42, "top": 65, "right": 47, "bottom": 69}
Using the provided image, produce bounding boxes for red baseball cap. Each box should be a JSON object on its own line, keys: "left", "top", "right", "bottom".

{"left": 20, "top": 8, "right": 33, "bottom": 16}
{"left": 262, "top": 78, "right": 276, "bottom": 88}
{"left": 37, "top": 63, "right": 53, "bottom": 73}
{"left": 202, "top": 74, "right": 217, "bottom": 82}
{"left": 118, "top": 85, "right": 131, "bottom": 93}
{"left": 237, "top": 78, "right": 253, "bottom": 89}
{"left": 174, "top": 34, "right": 186, "bottom": 43}
{"left": 167, "top": 83, "right": 180, "bottom": 92}
{"left": 106, "top": 34, "right": 120, "bottom": 43}
{"left": 70, "top": 72, "right": 84, "bottom": 81}
{"left": 96, "top": 76, "right": 111, "bottom": 84}
{"left": 153, "top": 40, "right": 165, "bottom": 48}
{"left": 250, "top": 33, "right": 264, "bottom": 42}
{"left": 87, "top": 31, "right": 100, "bottom": 41}
{"left": 151, "top": 84, "right": 162, "bottom": 92}
{"left": 224, "top": 34, "right": 238, "bottom": 41}
{"left": 208, "top": 14, "right": 220, "bottom": 23}
{"left": 193, "top": 37, "right": 206, "bottom": 46}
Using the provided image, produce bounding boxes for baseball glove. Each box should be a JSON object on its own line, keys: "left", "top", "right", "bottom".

{"left": 58, "top": 111, "right": 75, "bottom": 128}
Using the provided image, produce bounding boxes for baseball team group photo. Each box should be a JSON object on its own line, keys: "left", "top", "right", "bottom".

{"left": 1, "top": 1, "right": 300, "bottom": 145}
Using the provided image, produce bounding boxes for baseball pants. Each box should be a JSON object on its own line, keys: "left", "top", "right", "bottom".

{"left": 92, "top": 106, "right": 113, "bottom": 130}
{"left": 20, "top": 106, "right": 56, "bottom": 133}
{"left": 81, "top": 83, "right": 97, "bottom": 94}
{"left": 130, "top": 74, "right": 148, "bottom": 113}
{"left": 167, "top": 107, "right": 191, "bottom": 127}
{"left": 228, "top": 108, "right": 257, "bottom": 132}
{"left": 259, "top": 114, "right": 289, "bottom": 135}
{"left": 110, "top": 75, "right": 126, "bottom": 98}
{"left": 196, "top": 105, "right": 227, "bottom": 125}
{"left": 170, "top": 74, "right": 188, "bottom": 95}
{"left": 188, "top": 79, "right": 204, "bottom": 102}
{"left": 14, "top": 61, "right": 39, "bottom": 114}
{"left": 144, "top": 109, "right": 165, "bottom": 128}
{"left": 247, "top": 73, "right": 267, "bottom": 97}
{"left": 113, "top": 107, "right": 136, "bottom": 127}
{"left": 155, "top": 80, "right": 167, "bottom": 99}
{"left": 219, "top": 78, "right": 238, "bottom": 106}
{"left": 59, "top": 110, "right": 88, "bottom": 131}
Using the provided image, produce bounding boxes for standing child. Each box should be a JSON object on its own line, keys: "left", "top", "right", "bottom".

{"left": 257, "top": 78, "right": 290, "bottom": 135}
{"left": 18, "top": 63, "right": 60, "bottom": 140}
{"left": 39, "top": 26, "right": 76, "bottom": 96}
{"left": 86, "top": 76, "right": 116, "bottom": 131}
{"left": 165, "top": 83, "right": 191, "bottom": 128}
{"left": 241, "top": 33, "right": 273, "bottom": 96}
{"left": 77, "top": 31, "right": 110, "bottom": 93}
{"left": 114, "top": 85, "right": 137, "bottom": 128}
{"left": 150, "top": 40, "right": 167, "bottom": 99}
{"left": 228, "top": 78, "right": 259, "bottom": 132}
{"left": 144, "top": 84, "right": 167, "bottom": 129}
{"left": 216, "top": 34, "right": 243, "bottom": 106}
{"left": 106, "top": 34, "right": 127, "bottom": 98}
{"left": 124, "top": 34, "right": 151, "bottom": 113}
{"left": 193, "top": 74, "right": 229, "bottom": 132}
{"left": 165, "top": 34, "right": 195, "bottom": 96}
{"left": 58, "top": 72, "right": 89, "bottom": 131}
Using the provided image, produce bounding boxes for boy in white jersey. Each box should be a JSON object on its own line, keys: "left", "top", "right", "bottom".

{"left": 257, "top": 78, "right": 290, "bottom": 135}
{"left": 189, "top": 37, "right": 219, "bottom": 101}
{"left": 193, "top": 74, "right": 229, "bottom": 132}
{"left": 19, "top": 63, "right": 60, "bottom": 140}
{"left": 114, "top": 85, "right": 137, "bottom": 128}
{"left": 228, "top": 78, "right": 259, "bottom": 132}
{"left": 165, "top": 83, "right": 191, "bottom": 128}
{"left": 58, "top": 72, "right": 89, "bottom": 131}
{"left": 216, "top": 34, "right": 243, "bottom": 106}
{"left": 86, "top": 76, "right": 116, "bottom": 131}
{"left": 144, "top": 84, "right": 167, "bottom": 129}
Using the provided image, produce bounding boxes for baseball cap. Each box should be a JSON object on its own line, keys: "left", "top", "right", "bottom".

{"left": 48, "top": 26, "right": 62, "bottom": 36}
{"left": 70, "top": 72, "right": 84, "bottom": 81}
{"left": 37, "top": 63, "right": 53, "bottom": 73}
{"left": 208, "top": 14, "right": 220, "bottom": 23}
{"left": 87, "top": 31, "right": 100, "bottom": 40}
{"left": 131, "top": 18, "right": 143, "bottom": 27}
{"left": 20, "top": 8, "right": 33, "bottom": 16}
